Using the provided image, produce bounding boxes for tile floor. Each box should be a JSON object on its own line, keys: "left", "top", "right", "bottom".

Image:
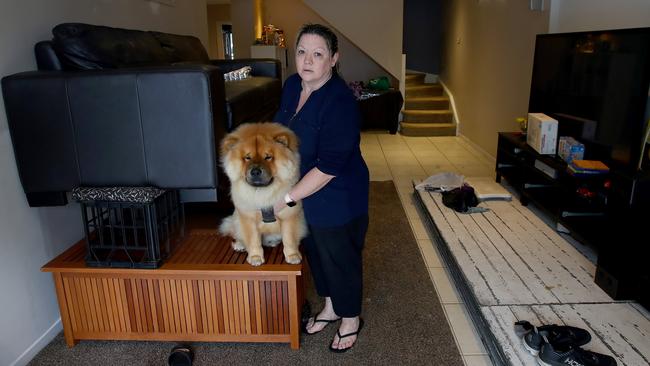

{"left": 361, "top": 132, "right": 495, "bottom": 366}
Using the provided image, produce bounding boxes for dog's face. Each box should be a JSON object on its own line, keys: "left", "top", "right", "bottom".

{"left": 220, "top": 123, "right": 300, "bottom": 188}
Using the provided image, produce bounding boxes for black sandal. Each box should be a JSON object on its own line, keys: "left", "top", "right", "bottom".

{"left": 329, "top": 318, "right": 365, "bottom": 353}
{"left": 302, "top": 317, "right": 341, "bottom": 335}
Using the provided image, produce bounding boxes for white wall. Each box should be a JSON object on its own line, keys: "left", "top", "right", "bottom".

{"left": 550, "top": 0, "right": 650, "bottom": 33}
{"left": 0, "top": 1, "right": 207, "bottom": 365}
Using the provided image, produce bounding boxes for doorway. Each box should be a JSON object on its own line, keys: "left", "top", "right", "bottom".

{"left": 221, "top": 23, "right": 233, "bottom": 59}
{"left": 215, "top": 21, "right": 233, "bottom": 60}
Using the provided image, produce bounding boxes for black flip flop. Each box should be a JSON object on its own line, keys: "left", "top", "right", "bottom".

{"left": 302, "top": 317, "right": 341, "bottom": 335}
{"left": 329, "top": 318, "right": 365, "bottom": 353}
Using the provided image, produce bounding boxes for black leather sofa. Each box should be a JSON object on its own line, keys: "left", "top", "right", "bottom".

{"left": 1, "top": 23, "right": 282, "bottom": 207}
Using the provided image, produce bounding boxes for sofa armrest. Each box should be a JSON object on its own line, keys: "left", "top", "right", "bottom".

{"left": 2, "top": 65, "right": 227, "bottom": 206}
{"left": 210, "top": 58, "right": 281, "bottom": 79}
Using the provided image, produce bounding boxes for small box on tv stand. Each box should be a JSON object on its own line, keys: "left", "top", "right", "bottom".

{"left": 527, "top": 113, "right": 558, "bottom": 155}
{"left": 558, "top": 136, "right": 585, "bottom": 163}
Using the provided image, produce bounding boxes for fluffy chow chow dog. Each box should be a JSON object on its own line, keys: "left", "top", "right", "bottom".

{"left": 218, "top": 122, "right": 307, "bottom": 266}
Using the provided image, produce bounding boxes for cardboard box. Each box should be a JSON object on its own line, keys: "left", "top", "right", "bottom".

{"left": 527, "top": 113, "right": 558, "bottom": 155}
{"left": 558, "top": 136, "right": 585, "bottom": 163}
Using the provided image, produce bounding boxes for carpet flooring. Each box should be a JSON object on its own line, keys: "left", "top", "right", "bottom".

{"left": 29, "top": 181, "right": 463, "bottom": 366}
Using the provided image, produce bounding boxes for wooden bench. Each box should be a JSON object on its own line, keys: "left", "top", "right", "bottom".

{"left": 42, "top": 215, "right": 305, "bottom": 349}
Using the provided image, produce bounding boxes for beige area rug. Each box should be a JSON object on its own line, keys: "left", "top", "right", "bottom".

{"left": 29, "top": 181, "right": 464, "bottom": 366}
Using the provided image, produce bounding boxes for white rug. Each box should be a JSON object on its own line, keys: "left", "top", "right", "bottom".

{"left": 414, "top": 181, "right": 650, "bottom": 366}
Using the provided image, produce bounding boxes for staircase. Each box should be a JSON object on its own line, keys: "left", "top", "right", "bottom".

{"left": 400, "top": 73, "right": 456, "bottom": 136}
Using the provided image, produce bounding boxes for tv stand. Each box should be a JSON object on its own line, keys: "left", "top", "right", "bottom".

{"left": 496, "top": 132, "right": 650, "bottom": 309}
{"left": 496, "top": 132, "right": 609, "bottom": 244}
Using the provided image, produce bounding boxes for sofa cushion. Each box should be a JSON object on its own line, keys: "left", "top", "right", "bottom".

{"left": 52, "top": 23, "right": 210, "bottom": 70}
{"left": 150, "top": 31, "right": 209, "bottom": 64}
{"left": 224, "top": 77, "right": 281, "bottom": 129}
{"left": 53, "top": 23, "right": 172, "bottom": 70}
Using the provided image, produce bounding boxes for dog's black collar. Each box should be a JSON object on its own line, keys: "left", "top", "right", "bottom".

{"left": 261, "top": 206, "right": 276, "bottom": 223}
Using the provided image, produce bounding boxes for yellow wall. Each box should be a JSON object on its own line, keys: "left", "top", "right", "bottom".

{"left": 440, "top": 0, "right": 549, "bottom": 156}
{"left": 231, "top": 0, "right": 256, "bottom": 58}
{"left": 207, "top": 4, "right": 231, "bottom": 59}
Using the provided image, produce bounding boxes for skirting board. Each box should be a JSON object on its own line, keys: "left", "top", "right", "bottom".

{"left": 10, "top": 318, "right": 61, "bottom": 366}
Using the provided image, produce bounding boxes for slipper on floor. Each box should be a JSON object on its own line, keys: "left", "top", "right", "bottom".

{"left": 302, "top": 317, "right": 341, "bottom": 335}
{"left": 168, "top": 345, "right": 193, "bottom": 366}
{"left": 329, "top": 318, "right": 365, "bottom": 353}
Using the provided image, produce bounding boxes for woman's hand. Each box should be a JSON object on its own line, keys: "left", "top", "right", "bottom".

{"left": 266, "top": 167, "right": 334, "bottom": 220}
{"left": 258, "top": 197, "right": 288, "bottom": 224}
{"left": 273, "top": 198, "right": 287, "bottom": 215}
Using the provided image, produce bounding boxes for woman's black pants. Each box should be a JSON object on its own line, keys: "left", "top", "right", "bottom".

{"left": 302, "top": 214, "right": 369, "bottom": 317}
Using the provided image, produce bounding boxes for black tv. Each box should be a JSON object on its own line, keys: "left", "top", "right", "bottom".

{"left": 528, "top": 27, "right": 650, "bottom": 171}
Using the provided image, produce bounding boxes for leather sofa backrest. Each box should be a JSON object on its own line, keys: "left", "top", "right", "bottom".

{"left": 150, "top": 31, "right": 209, "bottom": 64}
{"left": 7, "top": 23, "right": 281, "bottom": 206}
{"left": 35, "top": 41, "right": 63, "bottom": 71}
{"left": 43, "top": 23, "right": 209, "bottom": 71}
{"left": 2, "top": 66, "right": 226, "bottom": 206}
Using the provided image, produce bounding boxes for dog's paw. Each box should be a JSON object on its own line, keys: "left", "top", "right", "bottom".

{"left": 285, "top": 253, "right": 302, "bottom": 264}
{"left": 232, "top": 240, "right": 246, "bottom": 252}
{"left": 262, "top": 234, "right": 282, "bottom": 247}
{"left": 247, "top": 255, "right": 265, "bottom": 266}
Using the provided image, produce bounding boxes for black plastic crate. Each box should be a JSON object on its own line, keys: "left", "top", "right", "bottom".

{"left": 74, "top": 187, "right": 185, "bottom": 269}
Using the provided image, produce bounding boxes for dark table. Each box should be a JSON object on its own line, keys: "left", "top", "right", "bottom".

{"left": 358, "top": 89, "right": 403, "bottom": 134}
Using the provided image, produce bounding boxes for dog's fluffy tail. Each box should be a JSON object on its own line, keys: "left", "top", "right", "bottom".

{"left": 218, "top": 215, "right": 235, "bottom": 236}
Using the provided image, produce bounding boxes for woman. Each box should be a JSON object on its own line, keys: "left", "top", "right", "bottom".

{"left": 272, "top": 23, "right": 369, "bottom": 353}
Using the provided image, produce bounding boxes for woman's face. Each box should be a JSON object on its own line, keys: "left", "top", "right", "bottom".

{"left": 295, "top": 33, "right": 338, "bottom": 87}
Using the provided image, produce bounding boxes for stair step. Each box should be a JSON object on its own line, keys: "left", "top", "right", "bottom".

{"left": 400, "top": 122, "right": 457, "bottom": 137}
{"left": 405, "top": 73, "right": 425, "bottom": 81}
{"left": 405, "top": 73, "right": 426, "bottom": 86}
{"left": 402, "top": 109, "right": 453, "bottom": 123}
{"left": 404, "top": 96, "right": 449, "bottom": 110}
{"left": 405, "top": 84, "right": 443, "bottom": 97}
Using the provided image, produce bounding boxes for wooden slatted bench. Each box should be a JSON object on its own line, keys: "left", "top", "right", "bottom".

{"left": 42, "top": 216, "right": 305, "bottom": 349}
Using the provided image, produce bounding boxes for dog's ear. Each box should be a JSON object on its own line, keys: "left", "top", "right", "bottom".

{"left": 220, "top": 135, "right": 239, "bottom": 155}
{"left": 274, "top": 133, "right": 290, "bottom": 148}
{"left": 273, "top": 132, "right": 298, "bottom": 152}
